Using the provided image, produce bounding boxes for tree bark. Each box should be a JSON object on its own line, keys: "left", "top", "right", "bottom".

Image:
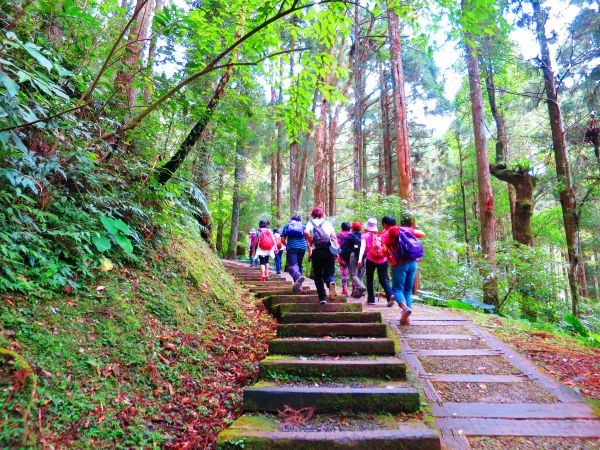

{"left": 226, "top": 139, "right": 244, "bottom": 258}
{"left": 532, "top": 0, "right": 581, "bottom": 315}
{"left": 144, "top": 0, "right": 163, "bottom": 102}
{"left": 114, "top": 0, "right": 153, "bottom": 110}
{"left": 456, "top": 131, "right": 470, "bottom": 251}
{"left": 270, "top": 84, "right": 277, "bottom": 213}
{"left": 276, "top": 58, "right": 284, "bottom": 220}
{"left": 380, "top": 66, "right": 393, "bottom": 195}
{"left": 314, "top": 88, "right": 329, "bottom": 207}
{"left": 387, "top": 7, "right": 413, "bottom": 201}
{"left": 462, "top": 1, "right": 498, "bottom": 306}
{"left": 351, "top": 3, "right": 366, "bottom": 192}
{"left": 155, "top": 64, "right": 234, "bottom": 185}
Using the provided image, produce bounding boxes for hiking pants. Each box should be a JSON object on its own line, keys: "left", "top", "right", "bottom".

{"left": 274, "top": 252, "right": 282, "bottom": 273}
{"left": 312, "top": 248, "right": 336, "bottom": 301}
{"left": 286, "top": 248, "right": 305, "bottom": 281}
{"left": 348, "top": 253, "right": 366, "bottom": 290}
{"left": 365, "top": 259, "right": 392, "bottom": 303}
{"left": 391, "top": 260, "right": 418, "bottom": 308}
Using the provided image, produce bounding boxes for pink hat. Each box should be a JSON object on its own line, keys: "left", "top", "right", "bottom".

{"left": 365, "top": 218, "right": 378, "bottom": 232}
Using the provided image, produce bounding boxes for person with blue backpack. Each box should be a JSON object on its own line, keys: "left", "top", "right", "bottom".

{"left": 305, "top": 207, "right": 338, "bottom": 304}
{"left": 281, "top": 215, "right": 307, "bottom": 292}
{"left": 383, "top": 217, "right": 425, "bottom": 325}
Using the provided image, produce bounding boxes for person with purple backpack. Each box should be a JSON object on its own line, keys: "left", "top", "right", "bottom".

{"left": 383, "top": 217, "right": 425, "bottom": 325}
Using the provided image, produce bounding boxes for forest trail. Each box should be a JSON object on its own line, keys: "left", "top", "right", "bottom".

{"left": 217, "top": 260, "right": 440, "bottom": 449}
{"left": 360, "top": 301, "right": 600, "bottom": 449}
{"left": 218, "top": 260, "right": 600, "bottom": 449}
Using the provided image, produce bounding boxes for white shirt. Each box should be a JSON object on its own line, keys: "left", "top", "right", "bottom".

{"left": 305, "top": 218, "right": 335, "bottom": 250}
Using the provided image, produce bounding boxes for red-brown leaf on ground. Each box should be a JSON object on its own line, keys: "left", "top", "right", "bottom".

{"left": 278, "top": 405, "right": 315, "bottom": 425}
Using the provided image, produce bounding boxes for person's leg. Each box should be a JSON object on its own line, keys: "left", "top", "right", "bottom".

{"left": 297, "top": 249, "right": 305, "bottom": 275}
{"left": 365, "top": 259, "right": 376, "bottom": 303}
{"left": 403, "top": 260, "right": 419, "bottom": 308}
{"left": 264, "top": 256, "right": 270, "bottom": 277}
{"left": 339, "top": 261, "right": 349, "bottom": 295}
{"left": 311, "top": 249, "right": 327, "bottom": 302}
{"left": 323, "top": 251, "right": 337, "bottom": 299}
{"left": 349, "top": 253, "right": 366, "bottom": 292}
{"left": 248, "top": 251, "right": 253, "bottom": 266}
{"left": 275, "top": 252, "right": 282, "bottom": 274}
{"left": 287, "top": 249, "right": 300, "bottom": 280}
{"left": 391, "top": 263, "right": 408, "bottom": 305}
{"left": 258, "top": 256, "right": 267, "bottom": 280}
{"left": 377, "top": 261, "right": 393, "bottom": 300}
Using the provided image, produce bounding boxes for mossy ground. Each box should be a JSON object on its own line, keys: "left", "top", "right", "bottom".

{"left": 0, "top": 230, "right": 276, "bottom": 448}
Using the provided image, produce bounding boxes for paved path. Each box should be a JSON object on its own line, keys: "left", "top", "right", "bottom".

{"left": 346, "top": 298, "right": 600, "bottom": 449}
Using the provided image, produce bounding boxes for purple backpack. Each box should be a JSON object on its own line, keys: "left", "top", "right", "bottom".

{"left": 395, "top": 228, "right": 424, "bottom": 260}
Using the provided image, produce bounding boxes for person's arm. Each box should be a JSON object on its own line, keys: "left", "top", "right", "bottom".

{"left": 271, "top": 231, "right": 278, "bottom": 253}
{"left": 305, "top": 230, "right": 313, "bottom": 259}
{"left": 358, "top": 238, "right": 366, "bottom": 266}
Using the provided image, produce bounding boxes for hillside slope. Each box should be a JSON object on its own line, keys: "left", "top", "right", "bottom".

{"left": 1, "top": 230, "right": 275, "bottom": 448}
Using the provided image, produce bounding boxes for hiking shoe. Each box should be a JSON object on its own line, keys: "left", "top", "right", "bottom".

{"left": 341, "top": 288, "right": 349, "bottom": 296}
{"left": 319, "top": 298, "right": 327, "bottom": 305}
{"left": 367, "top": 301, "right": 376, "bottom": 305}
{"left": 292, "top": 276, "right": 305, "bottom": 292}
{"left": 387, "top": 295, "right": 396, "bottom": 308}
{"left": 261, "top": 276, "right": 266, "bottom": 283}
{"left": 328, "top": 282, "right": 337, "bottom": 299}
{"left": 400, "top": 307, "right": 412, "bottom": 325}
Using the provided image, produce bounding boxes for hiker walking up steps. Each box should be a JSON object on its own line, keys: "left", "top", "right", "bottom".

{"left": 383, "top": 217, "right": 425, "bottom": 325}
{"left": 358, "top": 218, "right": 393, "bottom": 305}
{"left": 305, "top": 207, "right": 338, "bottom": 304}
{"left": 337, "top": 222, "right": 356, "bottom": 296}
{"left": 273, "top": 226, "right": 284, "bottom": 275}
{"left": 341, "top": 221, "right": 367, "bottom": 298}
{"left": 281, "top": 215, "right": 307, "bottom": 292}
{"left": 254, "top": 220, "right": 279, "bottom": 282}
{"left": 248, "top": 228, "right": 257, "bottom": 267}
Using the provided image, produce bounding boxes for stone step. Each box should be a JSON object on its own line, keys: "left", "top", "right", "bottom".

{"left": 277, "top": 323, "right": 387, "bottom": 338}
{"left": 259, "top": 357, "right": 406, "bottom": 378}
{"left": 280, "top": 312, "right": 382, "bottom": 324}
{"left": 253, "top": 289, "right": 316, "bottom": 298}
{"left": 244, "top": 283, "right": 293, "bottom": 289}
{"left": 265, "top": 294, "right": 347, "bottom": 305}
{"left": 268, "top": 338, "right": 396, "bottom": 355}
{"left": 243, "top": 382, "right": 420, "bottom": 413}
{"left": 217, "top": 414, "right": 440, "bottom": 449}
{"left": 274, "top": 303, "right": 361, "bottom": 316}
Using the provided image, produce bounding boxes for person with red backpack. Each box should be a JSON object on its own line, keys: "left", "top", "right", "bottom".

{"left": 272, "top": 226, "right": 285, "bottom": 275}
{"left": 358, "top": 218, "right": 393, "bottom": 305}
{"left": 253, "top": 220, "right": 279, "bottom": 282}
{"left": 383, "top": 217, "right": 425, "bottom": 325}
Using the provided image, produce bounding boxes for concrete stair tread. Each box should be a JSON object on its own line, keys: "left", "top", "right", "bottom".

{"left": 277, "top": 323, "right": 387, "bottom": 337}
{"left": 281, "top": 312, "right": 382, "bottom": 323}
{"left": 218, "top": 414, "right": 440, "bottom": 449}
{"left": 253, "top": 379, "right": 411, "bottom": 389}
{"left": 268, "top": 337, "right": 396, "bottom": 355}
{"left": 274, "top": 303, "right": 361, "bottom": 315}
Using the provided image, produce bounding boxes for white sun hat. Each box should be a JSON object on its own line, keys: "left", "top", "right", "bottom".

{"left": 365, "top": 218, "right": 378, "bottom": 232}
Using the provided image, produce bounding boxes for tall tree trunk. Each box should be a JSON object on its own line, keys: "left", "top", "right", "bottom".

{"left": 270, "top": 84, "right": 277, "bottom": 213}
{"left": 532, "top": 0, "right": 580, "bottom": 315}
{"left": 484, "top": 67, "right": 536, "bottom": 246}
{"left": 456, "top": 131, "right": 470, "bottom": 250}
{"left": 327, "top": 111, "right": 336, "bottom": 215}
{"left": 351, "top": 3, "right": 365, "bottom": 192}
{"left": 387, "top": 7, "right": 413, "bottom": 201}
{"left": 114, "top": 0, "right": 153, "bottom": 110}
{"left": 380, "top": 66, "right": 393, "bottom": 195}
{"left": 155, "top": 64, "right": 235, "bottom": 185}
{"left": 276, "top": 58, "right": 284, "bottom": 220}
{"left": 144, "top": 0, "right": 162, "bottom": 102}
{"left": 462, "top": 1, "right": 498, "bottom": 306}
{"left": 215, "top": 171, "right": 225, "bottom": 254}
{"left": 226, "top": 139, "right": 244, "bottom": 258}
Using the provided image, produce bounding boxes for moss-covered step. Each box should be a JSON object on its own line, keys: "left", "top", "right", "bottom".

{"left": 244, "top": 283, "right": 293, "bottom": 289}
{"left": 280, "top": 312, "right": 382, "bottom": 323}
{"left": 277, "top": 323, "right": 388, "bottom": 338}
{"left": 265, "top": 295, "right": 346, "bottom": 306}
{"left": 274, "top": 303, "right": 360, "bottom": 316}
{"left": 268, "top": 338, "right": 396, "bottom": 355}
{"left": 253, "top": 289, "right": 316, "bottom": 298}
{"left": 242, "top": 383, "right": 420, "bottom": 413}
{"left": 259, "top": 357, "right": 406, "bottom": 378}
{"left": 217, "top": 414, "right": 440, "bottom": 449}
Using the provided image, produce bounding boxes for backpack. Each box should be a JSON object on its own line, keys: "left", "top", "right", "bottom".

{"left": 286, "top": 220, "right": 304, "bottom": 238}
{"left": 367, "top": 232, "right": 386, "bottom": 260}
{"left": 395, "top": 228, "right": 424, "bottom": 260}
{"left": 311, "top": 220, "right": 331, "bottom": 249}
{"left": 341, "top": 232, "right": 360, "bottom": 261}
{"left": 275, "top": 234, "right": 283, "bottom": 249}
{"left": 258, "top": 229, "right": 274, "bottom": 250}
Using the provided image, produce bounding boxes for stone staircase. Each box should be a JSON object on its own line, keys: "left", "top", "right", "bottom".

{"left": 217, "top": 260, "right": 440, "bottom": 449}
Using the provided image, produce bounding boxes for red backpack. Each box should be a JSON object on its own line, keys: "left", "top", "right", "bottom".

{"left": 367, "top": 232, "right": 386, "bottom": 260}
{"left": 258, "top": 229, "right": 274, "bottom": 250}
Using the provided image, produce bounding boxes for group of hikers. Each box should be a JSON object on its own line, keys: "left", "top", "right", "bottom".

{"left": 247, "top": 207, "right": 425, "bottom": 325}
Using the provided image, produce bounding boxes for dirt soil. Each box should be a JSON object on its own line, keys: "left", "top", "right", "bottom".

{"left": 407, "top": 337, "right": 488, "bottom": 350}
{"left": 434, "top": 381, "right": 559, "bottom": 403}
{"left": 420, "top": 356, "right": 523, "bottom": 375}
{"left": 469, "top": 436, "right": 600, "bottom": 450}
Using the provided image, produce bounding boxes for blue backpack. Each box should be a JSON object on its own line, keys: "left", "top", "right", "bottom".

{"left": 286, "top": 220, "right": 304, "bottom": 238}
{"left": 395, "top": 228, "right": 424, "bottom": 260}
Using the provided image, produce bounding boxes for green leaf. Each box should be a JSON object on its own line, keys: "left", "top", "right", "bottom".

{"left": 115, "top": 233, "right": 133, "bottom": 255}
{"left": 564, "top": 314, "right": 589, "bottom": 338}
{"left": 22, "top": 43, "right": 53, "bottom": 71}
{"left": 100, "top": 215, "right": 130, "bottom": 236}
{"left": 0, "top": 70, "right": 19, "bottom": 96}
{"left": 92, "top": 233, "right": 112, "bottom": 252}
